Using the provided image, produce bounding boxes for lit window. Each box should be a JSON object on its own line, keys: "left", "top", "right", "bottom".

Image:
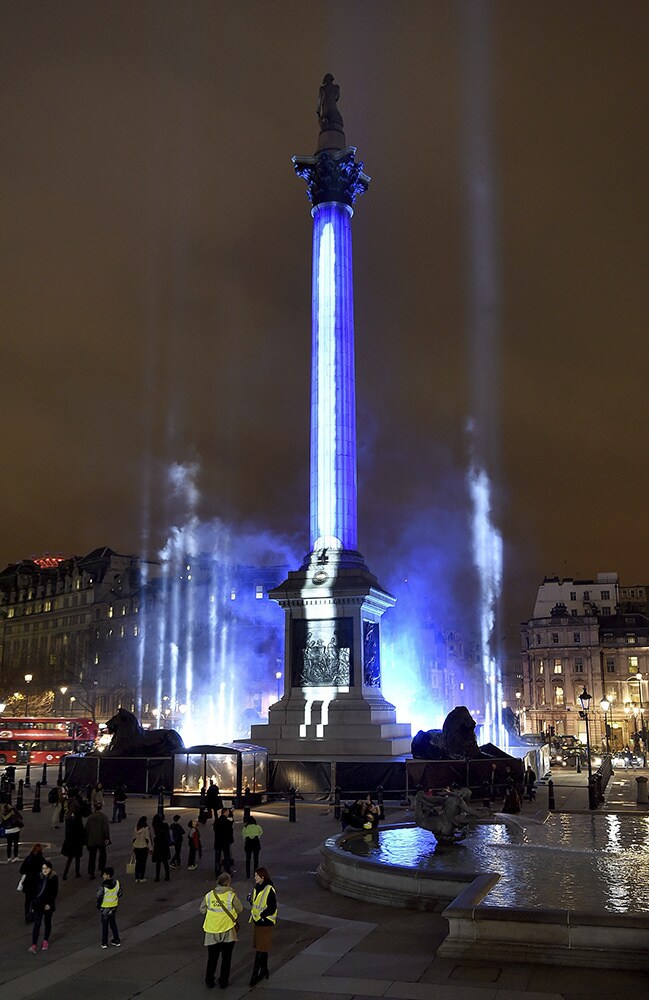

{"left": 553, "top": 660, "right": 562, "bottom": 674}
{"left": 95, "top": 654, "right": 99, "bottom": 665}
{"left": 628, "top": 656, "right": 639, "bottom": 671}
{"left": 627, "top": 635, "right": 637, "bottom": 645}
{"left": 7, "top": 608, "right": 14, "bottom": 618}
{"left": 121, "top": 605, "right": 126, "bottom": 616}
{"left": 538, "top": 661, "right": 544, "bottom": 675}
{"left": 133, "top": 626, "right": 138, "bottom": 637}
{"left": 120, "top": 625, "right": 125, "bottom": 637}
{"left": 108, "top": 606, "right": 114, "bottom": 618}
{"left": 230, "top": 589, "right": 236, "bottom": 601}
{"left": 255, "top": 585, "right": 264, "bottom": 600}
{"left": 554, "top": 686, "right": 564, "bottom": 706}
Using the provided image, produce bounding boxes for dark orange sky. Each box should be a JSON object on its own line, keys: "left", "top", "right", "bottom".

{"left": 2, "top": 1, "right": 648, "bottom": 638}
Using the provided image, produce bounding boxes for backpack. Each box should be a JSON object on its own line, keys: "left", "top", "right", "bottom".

{"left": 48, "top": 787, "right": 59, "bottom": 805}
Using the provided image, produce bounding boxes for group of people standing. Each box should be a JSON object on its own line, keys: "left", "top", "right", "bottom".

{"left": 199, "top": 866, "right": 277, "bottom": 989}
{"left": 18, "top": 846, "right": 58, "bottom": 952}
{"left": 8, "top": 775, "right": 279, "bottom": 987}
{"left": 130, "top": 812, "right": 203, "bottom": 882}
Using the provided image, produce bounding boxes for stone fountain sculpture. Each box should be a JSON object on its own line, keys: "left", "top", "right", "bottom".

{"left": 414, "top": 785, "right": 482, "bottom": 843}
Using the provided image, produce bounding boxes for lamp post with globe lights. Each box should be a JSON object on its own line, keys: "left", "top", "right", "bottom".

{"left": 600, "top": 696, "right": 611, "bottom": 756}
{"left": 633, "top": 673, "right": 646, "bottom": 766}
{"left": 578, "top": 686, "right": 597, "bottom": 810}
{"left": 24, "top": 674, "right": 33, "bottom": 716}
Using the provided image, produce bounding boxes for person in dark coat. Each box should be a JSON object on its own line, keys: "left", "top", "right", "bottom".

{"left": 248, "top": 867, "right": 278, "bottom": 985}
{"left": 523, "top": 765, "right": 537, "bottom": 802}
{"left": 29, "top": 859, "right": 58, "bottom": 952}
{"left": 213, "top": 807, "right": 234, "bottom": 877}
{"left": 19, "top": 843, "right": 45, "bottom": 923}
{"left": 205, "top": 780, "right": 223, "bottom": 820}
{"left": 84, "top": 804, "right": 111, "bottom": 879}
{"left": 151, "top": 813, "right": 171, "bottom": 882}
{"left": 61, "top": 806, "right": 85, "bottom": 879}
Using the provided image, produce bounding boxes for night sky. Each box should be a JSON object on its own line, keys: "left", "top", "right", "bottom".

{"left": 2, "top": 1, "right": 649, "bottom": 644}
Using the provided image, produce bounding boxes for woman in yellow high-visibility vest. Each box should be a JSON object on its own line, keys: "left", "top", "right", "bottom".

{"left": 248, "top": 867, "right": 277, "bottom": 986}
{"left": 199, "top": 872, "right": 243, "bottom": 988}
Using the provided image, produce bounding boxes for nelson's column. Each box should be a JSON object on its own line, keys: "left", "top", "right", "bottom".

{"left": 251, "top": 75, "right": 411, "bottom": 760}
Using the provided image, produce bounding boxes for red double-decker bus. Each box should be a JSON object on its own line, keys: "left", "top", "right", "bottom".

{"left": 0, "top": 718, "right": 98, "bottom": 765}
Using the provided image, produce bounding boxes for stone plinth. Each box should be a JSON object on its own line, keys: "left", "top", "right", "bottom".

{"left": 250, "top": 547, "right": 411, "bottom": 760}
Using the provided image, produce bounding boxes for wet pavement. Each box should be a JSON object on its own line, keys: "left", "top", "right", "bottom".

{"left": 1, "top": 767, "right": 648, "bottom": 999}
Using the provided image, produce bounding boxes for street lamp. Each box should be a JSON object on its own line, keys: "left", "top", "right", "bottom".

{"left": 515, "top": 691, "right": 522, "bottom": 734}
{"left": 24, "top": 674, "right": 33, "bottom": 717}
{"left": 633, "top": 673, "right": 646, "bottom": 766}
{"left": 600, "top": 697, "right": 611, "bottom": 756}
{"left": 59, "top": 686, "right": 68, "bottom": 715}
{"left": 578, "top": 686, "right": 597, "bottom": 810}
{"left": 275, "top": 671, "right": 282, "bottom": 701}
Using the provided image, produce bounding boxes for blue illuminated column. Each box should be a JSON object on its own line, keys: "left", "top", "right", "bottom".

{"left": 310, "top": 201, "right": 357, "bottom": 552}
{"left": 294, "top": 132, "right": 369, "bottom": 555}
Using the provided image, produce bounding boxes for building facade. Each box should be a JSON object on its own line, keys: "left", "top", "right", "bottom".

{"left": 0, "top": 548, "right": 286, "bottom": 735}
{"left": 522, "top": 574, "right": 649, "bottom": 750}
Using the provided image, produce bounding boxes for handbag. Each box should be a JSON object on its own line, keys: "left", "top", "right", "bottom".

{"left": 126, "top": 853, "right": 136, "bottom": 875}
{"left": 213, "top": 891, "right": 240, "bottom": 933}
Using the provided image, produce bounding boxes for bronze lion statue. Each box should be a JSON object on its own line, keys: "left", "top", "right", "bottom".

{"left": 102, "top": 707, "right": 184, "bottom": 757}
{"left": 411, "top": 706, "right": 483, "bottom": 760}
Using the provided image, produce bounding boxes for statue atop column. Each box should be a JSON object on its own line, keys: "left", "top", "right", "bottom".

{"left": 317, "top": 73, "right": 344, "bottom": 135}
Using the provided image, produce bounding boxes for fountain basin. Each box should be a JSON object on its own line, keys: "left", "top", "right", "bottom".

{"left": 317, "top": 818, "right": 649, "bottom": 969}
{"left": 317, "top": 823, "right": 494, "bottom": 911}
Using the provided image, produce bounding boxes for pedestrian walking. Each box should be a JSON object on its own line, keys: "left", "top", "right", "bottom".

{"left": 151, "top": 812, "right": 171, "bottom": 882}
{"left": 48, "top": 781, "right": 64, "bottom": 828}
{"left": 111, "top": 783, "right": 127, "bottom": 823}
{"left": 61, "top": 806, "right": 85, "bottom": 879}
{"left": 199, "top": 872, "right": 243, "bottom": 989}
{"left": 19, "top": 843, "right": 45, "bottom": 923}
{"left": 213, "top": 807, "right": 234, "bottom": 877}
{"left": 97, "top": 866, "right": 122, "bottom": 948}
{"left": 29, "top": 859, "right": 58, "bottom": 953}
{"left": 169, "top": 814, "right": 185, "bottom": 867}
{"left": 187, "top": 819, "right": 202, "bottom": 870}
{"left": 242, "top": 816, "right": 263, "bottom": 878}
{"left": 523, "top": 765, "right": 537, "bottom": 802}
{"left": 1, "top": 800, "right": 24, "bottom": 861}
{"left": 132, "top": 815, "right": 151, "bottom": 882}
{"left": 248, "top": 867, "right": 277, "bottom": 985}
{"left": 91, "top": 782, "right": 104, "bottom": 811}
{"left": 85, "top": 804, "right": 111, "bottom": 879}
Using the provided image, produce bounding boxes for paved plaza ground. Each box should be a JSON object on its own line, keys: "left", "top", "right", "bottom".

{"left": 1, "top": 768, "right": 648, "bottom": 1000}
